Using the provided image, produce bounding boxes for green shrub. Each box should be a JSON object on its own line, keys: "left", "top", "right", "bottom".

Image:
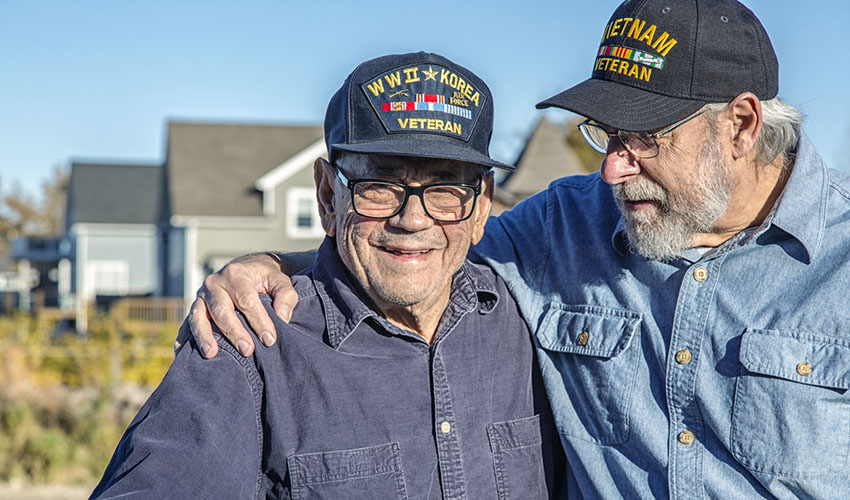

{"left": 0, "top": 312, "right": 177, "bottom": 486}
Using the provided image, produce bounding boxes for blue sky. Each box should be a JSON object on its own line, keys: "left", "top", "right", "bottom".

{"left": 2, "top": 0, "right": 848, "bottom": 198}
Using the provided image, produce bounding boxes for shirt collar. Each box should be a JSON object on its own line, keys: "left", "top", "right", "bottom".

{"left": 763, "top": 131, "right": 827, "bottom": 263}
{"left": 311, "top": 237, "right": 500, "bottom": 349}
{"left": 610, "top": 131, "right": 827, "bottom": 263}
{"left": 611, "top": 216, "right": 628, "bottom": 255}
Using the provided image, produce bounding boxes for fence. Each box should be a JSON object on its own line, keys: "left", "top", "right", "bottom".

{"left": 108, "top": 297, "right": 186, "bottom": 329}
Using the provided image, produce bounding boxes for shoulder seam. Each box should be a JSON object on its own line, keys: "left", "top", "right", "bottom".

{"left": 213, "top": 336, "right": 265, "bottom": 498}
{"left": 829, "top": 178, "right": 850, "bottom": 203}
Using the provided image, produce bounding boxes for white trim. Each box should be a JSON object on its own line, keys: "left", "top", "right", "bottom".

{"left": 58, "top": 258, "right": 72, "bottom": 310}
{"left": 255, "top": 139, "right": 326, "bottom": 191}
{"left": 86, "top": 260, "right": 130, "bottom": 296}
{"left": 75, "top": 228, "right": 89, "bottom": 334}
{"left": 286, "top": 187, "right": 324, "bottom": 239}
{"left": 169, "top": 214, "right": 274, "bottom": 229}
{"left": 263, "top": 185, "right": 276, "bottom": 216}
{"left": 183, "top": 222, "right": 200, "bottom": 311}
{"left": 255, "top": 139, "right": 326, "bottom": 216}
{"left": 70, "top": 223, "right": 157, "bottom": 237}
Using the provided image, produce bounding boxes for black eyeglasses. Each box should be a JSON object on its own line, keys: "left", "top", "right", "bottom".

{"left": 577, "top": 109, "right": 708, "bottom": 158}
{"left": 335, "top": 167, "right": 482, "bottom": 222}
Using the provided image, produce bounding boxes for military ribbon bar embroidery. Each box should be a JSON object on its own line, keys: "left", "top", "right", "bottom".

{"left": 598, "top": 45, "right": 665, "bottom": 70}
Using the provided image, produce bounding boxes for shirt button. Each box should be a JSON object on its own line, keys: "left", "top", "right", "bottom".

{"left": 675, "top": 349, "right": 692, "bottom": 365}
{"left": 577, "top": 330, "right": 590, "bottom": 346}
{"left": 440, "top": 421, "right": 451, "bottom": 434}
{"left": 678, "top": 430, "right": 695, "bottom": 446}
{"left": 796, "top": 362, "right": 813, "bottom": 376}
{"left": 693, "top": 267, "right": 708, "bottom": 282}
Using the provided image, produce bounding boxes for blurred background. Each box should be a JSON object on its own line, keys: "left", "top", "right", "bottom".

{"left": 1, "top": 0, "right": 847, "bottom": 497}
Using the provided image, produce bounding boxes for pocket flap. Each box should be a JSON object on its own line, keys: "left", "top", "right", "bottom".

{"left": 288, "top": 442, "right": 401, "bottom": 486}
{"left": 487, "top": 413, "right": 555, "bottom": 452}
{"left": 740, "top": 328, "right": 850, "bottom": 390}
{"left": 536, "top": 304, "right": 641, "bottom": 358}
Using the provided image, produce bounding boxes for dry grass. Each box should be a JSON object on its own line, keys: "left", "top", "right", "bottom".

{"left": 0, "top": 312, "right": 175, "bottom": 490}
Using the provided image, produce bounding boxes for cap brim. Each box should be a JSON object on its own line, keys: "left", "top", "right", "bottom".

{"left": 331, "top": 138, "right": 515, "bottom": 171}
{"left": 536, "top": 78, "right": 706, "bottom": 132}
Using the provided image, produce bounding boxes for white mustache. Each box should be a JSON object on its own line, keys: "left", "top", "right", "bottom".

{"left": 612, "top": 177, "right": 670, "bottom": 213}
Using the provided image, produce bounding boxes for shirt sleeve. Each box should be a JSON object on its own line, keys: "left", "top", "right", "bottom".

{"left": 89, "top": 337, "right": 262, "bottom": 499}
{"left": 472, "top": 188, "right": 551, "bottom": 302}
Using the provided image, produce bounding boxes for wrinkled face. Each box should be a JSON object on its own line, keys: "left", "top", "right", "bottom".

{"left": 605, "top": 115, "right": 735, "bottom": 261}
{"left": 323, "top": 153, "right": 491, "bottom": 311}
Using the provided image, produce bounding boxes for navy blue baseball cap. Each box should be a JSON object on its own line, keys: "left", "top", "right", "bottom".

{"left": 537, "top": 0, "right": 779, "bottom": 132}
{"left": 324, "top": 51, "right": 514, "bottom": 171}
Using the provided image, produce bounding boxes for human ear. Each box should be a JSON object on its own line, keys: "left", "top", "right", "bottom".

{"left": 314, "top": 157, "right": 337, "bottom": 236}
{"left": 470, "top": 170, "right": 494, "bottom": 245}
{"left": 727, "top": 92, "right": 763, "bottom": 160}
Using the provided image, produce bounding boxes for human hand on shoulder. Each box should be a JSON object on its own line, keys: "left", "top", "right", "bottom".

{"left": 174, "top": 251, "right": 312, "bottom": 358}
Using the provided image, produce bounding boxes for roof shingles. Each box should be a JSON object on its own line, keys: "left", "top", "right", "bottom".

{"left": 166, "top": 122, "right": 323, "bottom": 217}
{"left": 68, "top": 162, "right": 162, "bottom": 225}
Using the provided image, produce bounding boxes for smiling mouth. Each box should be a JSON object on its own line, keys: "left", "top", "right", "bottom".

{"left": 379, "top": 246, "right": 433, "bottom": 256}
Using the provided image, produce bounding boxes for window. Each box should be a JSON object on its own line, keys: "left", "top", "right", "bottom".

{"left": 297, "top": 197, "right": 314, "bottom": 228}
{"left": 87, "top": 260, "right": 129, "bottom": 295}
{"left": 286, "top": 188, "right": 324, "bottom": 239}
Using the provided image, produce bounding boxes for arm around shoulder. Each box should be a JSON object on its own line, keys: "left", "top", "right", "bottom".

{"left": 183, "top": 248, "right": 318, "bottom": 359}
{"left": 472, "top": 188, "right": 552, "bottom": 292}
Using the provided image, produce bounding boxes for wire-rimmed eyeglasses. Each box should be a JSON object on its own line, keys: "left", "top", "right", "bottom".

{"left": 335, "top": 167, "right": 482, "bottom": 222}
{"left": 577, "top": 109, "right": 708, "bottom": 158}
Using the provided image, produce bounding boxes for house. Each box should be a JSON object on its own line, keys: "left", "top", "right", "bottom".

{"left": 493, "top": 117, "right": 594, "bottom": 215}
{"left": 162, "top": 121, "right": 325, "bottom": 304}
{"left": 11, "top": 122, "right": 327, "bottom": 332}
{"left": 11, "top": 117, "right": 593, "bottom": 332}
{"left": 64, "top": 161, "right": 164, "bottom": 330}
{"left": 3, "top": 238, "right": 46, "bottom": 312}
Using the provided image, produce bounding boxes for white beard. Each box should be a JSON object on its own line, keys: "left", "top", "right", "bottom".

{"left": 612, "top": 136, "right": 733, "bottom": 262}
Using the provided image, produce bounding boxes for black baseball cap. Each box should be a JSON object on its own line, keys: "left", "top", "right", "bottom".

{"left": 537, "top": 0, "right": 779, "bottom": 132}
{"left": 324, "top": 51, "right": 514, "bottom": 171}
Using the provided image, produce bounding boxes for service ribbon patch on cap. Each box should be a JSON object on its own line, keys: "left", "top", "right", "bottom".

{"left": 593, "top": 16, "right": 678, "bottom": 83}
{"left": 361, "top": 63, "right": 486, "bottom": 142}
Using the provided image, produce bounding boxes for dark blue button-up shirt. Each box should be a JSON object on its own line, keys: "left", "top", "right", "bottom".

{"left": 91, "top": 239, "right": 566, "bottom": 500}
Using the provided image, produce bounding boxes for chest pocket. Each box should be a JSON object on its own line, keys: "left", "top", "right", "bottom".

{"left": 535, "top": 303, "right": 641, "bottom": 445}
{"left": 287, "top": 443, "right": 407, "bottom": 500}
{"left": 487, "top": 413, "right": 562, "bottom": 500}
{"left": 731, "top": 328, "right": 850, "bottom": 478}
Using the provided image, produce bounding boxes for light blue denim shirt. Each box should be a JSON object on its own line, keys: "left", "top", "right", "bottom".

{"left": 474, "top": 132, "right": 850, "bottom": 499}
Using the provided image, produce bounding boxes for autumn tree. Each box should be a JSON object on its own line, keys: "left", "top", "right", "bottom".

{"left": 0, "top": 165, "right": 69, "bottom": 269}
{"left": 564, "top": 117, "right": 605, "bottom": 173}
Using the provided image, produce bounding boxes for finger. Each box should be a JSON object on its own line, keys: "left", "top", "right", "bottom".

{"left": 188, "top": 297, "right": 219, "bottom": 359}
{"left": 203, "top": 285, "right": 256, "bottom": 357}
{"left": 230, "top": 288, "right": 277, "bottom": 347}
{"left": 268, "top": 276, "right": 300, "bottom": 323}
{"left": 174, "top": 317, "right": 191, "bottom": 354}
{"left": 215, "top": 264, "right": 277, "bottom": 346}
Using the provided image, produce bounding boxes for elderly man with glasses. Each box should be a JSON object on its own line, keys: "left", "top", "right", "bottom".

{"left": 182, "top": 1, "right": 850, "bottom": 498}
{"left": 90, "top": 52, "right": 566, "bottom": 499}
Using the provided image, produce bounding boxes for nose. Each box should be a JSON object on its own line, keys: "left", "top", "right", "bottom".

{"left": 600, "top": 136, "right": 642, "bottom": 185}
{"left": 390, "top": 194, "right": 434, "bottom": 231}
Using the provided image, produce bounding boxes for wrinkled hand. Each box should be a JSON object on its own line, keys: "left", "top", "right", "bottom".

{"left": 174, "top": 252, "right": 298, "bottom": 358}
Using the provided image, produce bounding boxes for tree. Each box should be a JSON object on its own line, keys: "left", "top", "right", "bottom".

{"left": 564, "top": 118, "right": 605, "bottom": 174}
{"left": 37, "top": 165, "right": 69, "bottom": 236}
{"left": 0, "top": 165, "right": 69, "bottom": 270}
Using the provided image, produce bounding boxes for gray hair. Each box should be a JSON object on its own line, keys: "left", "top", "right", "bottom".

{"left": 336, "top": 151, "right": 491, "bottom": 181}
{"left": 702, "top": 97, "right": 804, "bottom": 169}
